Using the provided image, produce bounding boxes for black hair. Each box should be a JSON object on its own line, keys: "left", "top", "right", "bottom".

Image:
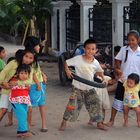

{"left": 16, "top": 64, "right": 31, "bottom": 75}
{"left": 114, "top": 46, "right": 121, "bottom": 53}
{"left": 16, "top": 49, "right": 38, "bottom": 68}
{"left": 24, "top": 36, "right": 40, "bottom": 53}
{"left": 84, "top": 38, "right": 96, "bottom": 48}
{"left": 127, "top": 30, "right": 140, "bottom": 40}
{"left": 128, "top": 73, "right": 140, "bottom": 85}
{"left": 0, "top": 46, "right": 4, "bottom": 53}
{"left": 7, "top": 57, "right": 15, "bottom": 64}
{"left": 15, "top": 49, "right": 24, "bottom": 64}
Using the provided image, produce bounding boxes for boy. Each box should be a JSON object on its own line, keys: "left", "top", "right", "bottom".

{"left": 59, "top": 39, "right": 107, "bottom": 131}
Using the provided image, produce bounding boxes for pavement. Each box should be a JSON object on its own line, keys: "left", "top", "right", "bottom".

{"left": 0, "top": 41, "right": 140, "bottom": 140}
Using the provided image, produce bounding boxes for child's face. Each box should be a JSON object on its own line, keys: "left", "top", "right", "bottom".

{"left": 127, "top": 78, "right": 136, "bottom": 88}
{"left": 0, "top": 49, "right": 6, "bottom": 59}
{"left": 34, "top": 45, "right": 40, "bottom": 53}
{"left": 128, "top": 35, "right": 139, "bottom": 48}
{"left": 18, "top": 71, "right": 29, "bottom": 81}
{"left": 84, "top": 43, "right": 97, "bottom": 58}
{"left": 22, "top": 52, "right": 34, "bottom": 65}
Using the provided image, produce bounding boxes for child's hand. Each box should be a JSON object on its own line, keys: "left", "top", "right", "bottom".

{"left": 1, "top": 82, "right": 11, "bottom": 89}
{"left": 42, "top": 74, "right": 47, "bottom": 84}
{"left": 37, "top": 84, "right": 41, "bottom": 91}
{"left": 102, "top": 79, "right": 108, "bottom": 86}
{"left": 9, "top": 81, "right": 18, "bottom": 87}
{"left": 65, "top": 69, "right": 73, "bottom": 79}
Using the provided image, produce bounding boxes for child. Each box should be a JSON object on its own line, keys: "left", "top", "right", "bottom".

{"left": 0, "top": 49, "right": 35, "bottom": 121}
{"left": 123, "top": 73, "right": 140, "bottom": 127}
{"left": 9, "top": 64, "right": 32, "bottom": 138}
{"left": 59, "top": 38, "right": 107, "bottom": 131}
{"left": 24, "top": 36, "right": 47, "bottom": 132}
{"left": 107, "top": 30, "right": 140, "bottom": 127}
{"left": 0, "top": 46, "right": 6, "bottom": 72}
{"left": 88, "top": 75, "right": 111, "bottom": 125}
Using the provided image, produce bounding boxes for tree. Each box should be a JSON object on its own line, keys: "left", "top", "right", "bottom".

{"left": 0, "top": 0, "right": 52, "bottom": 40}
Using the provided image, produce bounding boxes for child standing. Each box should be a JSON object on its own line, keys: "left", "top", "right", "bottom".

{"left": 0, "top": 46, "right": 6, "bottom": 72}
{"left": 0, "top": 49, "right": 35, "bottom": 121}
{"left": 24, "top": 36, "right": 47, "bottom": 132}
{"left": 123, "top": 73, "right": 140, "bottom": 127}
{"left": 9, "top": 64, "right": 32, "bottom": 138}
{"left": 107, "top": 30, "right": 140, "bottom": 127}
{"left": 59, "top": 39, "right": 107, "bottom": 131}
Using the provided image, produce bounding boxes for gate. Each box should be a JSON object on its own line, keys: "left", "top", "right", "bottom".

{"left": 89, "top": 6, "right": 112, "bottom": 44}
{"left": 65, "top": 3, "right": 80, "bottom": 51}
{"left": 123, "top": 1, "right": 140, "bottom": 45}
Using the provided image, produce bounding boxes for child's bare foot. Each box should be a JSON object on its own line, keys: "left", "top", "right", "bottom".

{"left": 59, "top": 120, "right": 67, "bottom": 131}
{"left": 97, "top": 123, "right": 108, "bottom": 131}
{"left": 88, "top": 120, "right": 95, "bottom": 126}
{"left": 123, "top": 122, "right": 128, "bottom": 127}
{"left": 30, "top": 123, "right": 35, "bottom": 126}
{"left": 137, "top": 122, "right": 140, "bottom": 128}
{"left": 104, "top": 121, "right": 114, "bottom": 127}
{"left": 4, "top": 122, "right": 13, "bottom": 127}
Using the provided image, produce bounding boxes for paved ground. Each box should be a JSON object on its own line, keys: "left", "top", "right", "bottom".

{"left": 0, "top": 41, "right": 140, "bottom": 140}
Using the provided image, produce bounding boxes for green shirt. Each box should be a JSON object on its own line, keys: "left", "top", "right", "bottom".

{"left": 0, "top": 60, "right": 33, "bottom": 94}
{"left": 0, "top": 59, "right": 5, "bottom": 72}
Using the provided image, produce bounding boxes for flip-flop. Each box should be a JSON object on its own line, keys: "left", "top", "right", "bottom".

{"left": 40, "top": 128, "right": 48, "bottom": 132}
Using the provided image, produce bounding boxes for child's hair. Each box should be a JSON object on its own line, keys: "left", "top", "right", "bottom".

{"left": 114, "top": 46, "right": 121, "bottom": 54}
{"left": 16, "top": 49, "right": 38, "bottom": 68}
{"left": 24, "top": 36, "right": 40, "bottom": 52}
{"left": 0, "top": 46, "right": 4, "bottom": 53}
{"left": 84, "top": 38, "right": 96, "bottom": 48}
{"left": 16, "top": 64, "right": 31, "bottom": 75}
{"left": 128, "top": 73, "right": 140, "bottom": 85}
{"left": 127, "top": 30, "right": 140, "bottom": 40}
{"left": 7, "top": 57, "right": 15, "bottom": 64}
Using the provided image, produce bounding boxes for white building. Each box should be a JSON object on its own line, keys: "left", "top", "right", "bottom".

{"left": 51, "top": 0, "right": 139, "bottom": 54}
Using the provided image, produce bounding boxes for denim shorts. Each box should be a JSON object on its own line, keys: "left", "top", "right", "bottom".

{"left": 29, "top": 82, "right": 47, "bottom": 107}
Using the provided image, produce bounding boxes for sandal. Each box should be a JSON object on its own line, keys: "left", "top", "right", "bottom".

{"left": 40, "top": 128, "right": 48, "bottom": 132}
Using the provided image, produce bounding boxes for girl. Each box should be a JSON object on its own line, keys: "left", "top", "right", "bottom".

{"left": 9, "top": 64, "right": 32, "bottom": 138}
{"left": 123, "top": 73, "right": 140, "bottom": 127}
{"left": 24, "top": 36, "right": 47, "bottom": 132}
{"left": 107, "top": 30, "right": 140, "bottom": 127}
{"left": 0, "top": 49, "right": 36, "bottom": 121}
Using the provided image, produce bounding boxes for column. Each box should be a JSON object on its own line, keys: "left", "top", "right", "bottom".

{"left": 59, "top": 1, "right": 72, "bottom": 53}
{"left": 109, "top": 0, "right": 133, "bottom": 47}
{"left": 51, "top": 2, "right": 58, "bottom": 50}
{"left": 78, "top": 0, "right": 97, "bottom": 42}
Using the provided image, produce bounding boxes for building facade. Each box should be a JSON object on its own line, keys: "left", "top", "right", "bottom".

{"left": 51, "top": 0, "right": 140, "bottom": 54}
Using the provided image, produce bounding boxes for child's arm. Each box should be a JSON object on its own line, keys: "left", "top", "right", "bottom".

{"left": 42, "top": 72, "right": 47, "bottom": 83}
{"left": 65, "top": 62, "right": 73, "bottom": 79}
{"left": 115, "top": 59, "right": 123, "bottom": 79}
{"left": 33, "top": 73, "right": 41, "bottom": 91}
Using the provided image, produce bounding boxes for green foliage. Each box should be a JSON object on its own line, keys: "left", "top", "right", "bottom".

{"left": 0, "top": 0, "right": 52, "bottom": 37}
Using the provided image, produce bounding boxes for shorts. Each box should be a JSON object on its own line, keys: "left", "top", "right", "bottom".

{"left": 95, "top": 87, "right": 110, "bottom": 110}
{"left": 114, "top": 81, "right": 124, "bottom": 101}
{"left": 0, "top": 94, "right": 9, "bottom": 109}
{"left": 29, "top": 82, "right": 47, "bottom": 107}
{"left": 112, "top": 81, "right": 124, "bottom": 112}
